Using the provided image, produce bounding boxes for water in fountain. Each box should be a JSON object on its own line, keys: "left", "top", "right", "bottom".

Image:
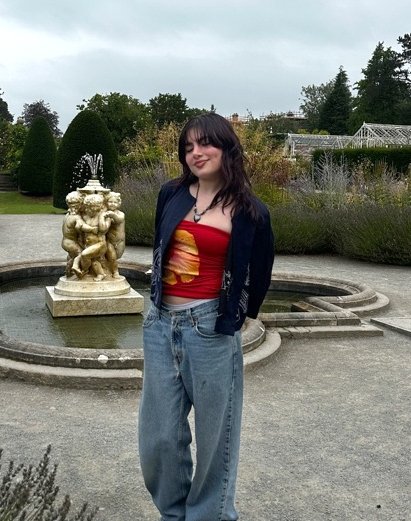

{"left": 70, "top": 153, "right": 105, "bottom": 190}
{"left": 1, "top": 275, "right": 307, "bottom": 349}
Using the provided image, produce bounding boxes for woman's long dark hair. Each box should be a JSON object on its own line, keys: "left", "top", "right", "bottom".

{"left": 178, "top": 112, "right": 258, "bottom": 219}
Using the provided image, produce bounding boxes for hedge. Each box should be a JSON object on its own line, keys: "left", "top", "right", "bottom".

{"left": 312, "top": 146, "right": 411, "bottom": 176}
{"left": 18, "top": 116, "right": 56, "bottom": 195}
{"left": 53, "top": 110, "right": 118, "bottom": 208}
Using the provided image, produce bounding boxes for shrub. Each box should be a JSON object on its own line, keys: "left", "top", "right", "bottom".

{"left": 253, "top": 181, "right": 291, "bottom": 207}
{"left": 0, "top": 122, "right": 28, "bottom": 179}
{"left": 114, "top": 163, "right": 168, "bottom": 246}
{"left": 53, "top": 110, "right": 118, "bottom": 208}
{"left": 121, "top": 123, "right": 181, "bottom": 179}
{"left": 234, "top": 122, "right": 297, "bottom": 185}
{"left": 18, "top": 116, "right": 56, "bottom": 195}
{"left": 267, "top": 155, "right": 411, "bottom": 263}
{"left": 114, "top": 122, "right": 411, "bottom": 264}
{"left": 0, "top": 445, "right": 100, "bottom": 520}
{"left": 270, "top": 203, "right": 331, "bottom": 254}
{"left": 312, "top": 146, "right": 411, "bottom": 177}
{"left": 332, "top": 204, "right": 411, "bottom": 265}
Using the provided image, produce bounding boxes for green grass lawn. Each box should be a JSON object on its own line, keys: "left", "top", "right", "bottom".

{"left": 0, "top": 192, "right": 66, "bottom": 214}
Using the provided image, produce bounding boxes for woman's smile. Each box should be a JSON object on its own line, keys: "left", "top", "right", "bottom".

{"left": 193, "top": 159, "right": 207, "bottom": 168}
{"left": 185, "top": 131, "right": 223, "bottom": 179}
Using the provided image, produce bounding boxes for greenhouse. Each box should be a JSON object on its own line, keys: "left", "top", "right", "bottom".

{"left": 350, "top": 123, "right": 411, "bottom": 147}
{"left": 285, "top": 123, "right": 411, "bottom": 157}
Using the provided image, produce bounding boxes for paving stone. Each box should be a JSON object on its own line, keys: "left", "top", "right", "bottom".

{"left": 371, "top": 316, "right": 411, "bottom": 337}
{"left": 277, "top": 324, "right": 383, "bottom": 338}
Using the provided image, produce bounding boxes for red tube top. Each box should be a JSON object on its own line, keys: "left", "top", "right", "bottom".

{"left": 162, "top": 220, "right": 230, "bottom": 299}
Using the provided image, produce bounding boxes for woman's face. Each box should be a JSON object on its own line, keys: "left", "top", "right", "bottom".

{"left": 185, "top": 130, "right": 223, "bottom": 182}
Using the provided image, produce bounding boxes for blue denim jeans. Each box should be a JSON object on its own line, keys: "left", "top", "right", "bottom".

{"left": 139, "top": 300, "right": 243, "bottom": 521}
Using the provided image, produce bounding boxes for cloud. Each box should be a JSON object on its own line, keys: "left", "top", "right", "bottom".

{"left": 1, "top": 0, "right": 410, "bottom": 130}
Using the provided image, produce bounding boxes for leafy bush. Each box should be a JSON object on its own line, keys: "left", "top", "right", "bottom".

{"left": 234, "top": 121, "right": 297, "bottom": 185}
{"left": 0, "top": 445, "right": 99, "bottom": 520}
{"left": 18, "top": 117, "right": 56, "bottom": 195}
{"left": 0, "top": 122, "right": 28, "bottom": 179}
{"left": 121, "top": 123, "right": 181, "bottom": 179}
{"left": 53, "top": 110, "right": 118, "bottom": 209}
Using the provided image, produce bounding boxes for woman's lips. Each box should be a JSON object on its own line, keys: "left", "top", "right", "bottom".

{"left": 194, "top": 160, "right": 207, "bottom": 168}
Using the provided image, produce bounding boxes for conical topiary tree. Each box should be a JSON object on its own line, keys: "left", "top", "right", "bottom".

{"left": 18, "top": 116, "right": 56, "bottom": 194}
{"left": 53, "top": 110, "right": 118, "bottom": 208}
{"left": 318, "top": 67, "right": 352, "bottom": 135}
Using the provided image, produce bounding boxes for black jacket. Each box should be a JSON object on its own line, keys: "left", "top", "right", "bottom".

{"left": 149, "top": 180, "right": 275, "bottom": 335}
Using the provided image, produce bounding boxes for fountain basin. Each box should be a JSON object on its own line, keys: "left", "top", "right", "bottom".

{"left": 0, "top": 261, "right": 388, "bottom": 388}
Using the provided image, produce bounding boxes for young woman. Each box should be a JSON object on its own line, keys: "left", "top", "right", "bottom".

{"left": 139, "top": 112, "right": 274, "bottom": 521}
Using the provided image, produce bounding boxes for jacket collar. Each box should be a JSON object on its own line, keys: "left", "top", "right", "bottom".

{"left": 159, "top": 183, "right": 196, "bottom": 247}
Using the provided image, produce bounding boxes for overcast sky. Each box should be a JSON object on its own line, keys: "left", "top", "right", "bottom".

{"left": 0, "top": 0, "right": 410, "bottom": 132}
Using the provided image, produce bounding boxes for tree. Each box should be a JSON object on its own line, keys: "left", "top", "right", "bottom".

{"left": 261, "top": 112, "right": 307, "bottom": 136}
{"left": 149, "top": 93, "right": 189, "bottom": 128}
{"left": 396, "top": 34, "right": 411, "bottom": 124}
{"left": 399, "top": 33, "right": 411, "bottom": 53}
{"left": 398, "top": 33, "right": 411, "bottom": 67}
{"left": 185, "top": 106, "right": 208, "bottom": 120}
{"left": 318, "top": 67, "right": 352, "bottom": 135}
{"left": 350, "top": 42, "right": 410, "bottom": 131}
{"left": 299, "top": 80, "right": 334, "bottom": 131}
{"left": 21, "top": 99, "right": 61, "bottom": 137}
{"left": 53, "top": 110, "right": 118, "bottom": 208}
{"left": 148, "top": 93, "right": 208, "bottom": 128}
{"left": 18, "top": 116, "right": 56, "bottom": 194}
{"left": 77, "top": 92, "right": 151, "bottom": 151}
{"left": 0, "top": 89, "right": 13, "bottom": 122}
{"left": 0, "top": 121, "right": 28, "bottom": 173}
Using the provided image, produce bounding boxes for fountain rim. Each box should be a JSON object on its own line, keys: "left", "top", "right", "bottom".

{"left": 0, "top": 260, "right": 388, "bottom": 373}
{"left": 0, "top": 260, "right": 266, "bottom": 370}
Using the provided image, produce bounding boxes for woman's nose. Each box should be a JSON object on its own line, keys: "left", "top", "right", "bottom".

{"left": 192, "top": 144, "right": 202, "bottom": 156}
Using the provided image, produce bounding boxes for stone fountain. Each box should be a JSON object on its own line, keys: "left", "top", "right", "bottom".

{"left": 45, "top": 153, "right": 143, "bottom": 317}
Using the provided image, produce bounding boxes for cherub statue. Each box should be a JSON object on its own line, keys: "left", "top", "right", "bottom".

{"left": 104, "top": 192, "right": 125, "bottom": 279}
{"left": 62, "top": 191, "right": 98, "bottom": 277}
{"left": 71, "top": 194, "right": 111, "bottom": 281}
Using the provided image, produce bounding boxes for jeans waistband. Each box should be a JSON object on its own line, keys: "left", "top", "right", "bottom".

{"left": 159, "top": 298, "right": 219, "bottom": 320}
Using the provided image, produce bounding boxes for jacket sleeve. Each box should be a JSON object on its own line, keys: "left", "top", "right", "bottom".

{"left": 247, "top": 207, "right": 275, "bottom": 318}
{"left": 154, "top": 184, "right": 168, "bottom": 230}
{"left": 154, "top": 180, "right": 177, "bottom": 230}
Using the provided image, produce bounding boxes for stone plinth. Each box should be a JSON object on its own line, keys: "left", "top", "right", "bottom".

{"left": 54, "top": 275, "right": 131, "bottom": 297}
{"left": 45, "top": 287, "right": 144, "bottom": 317}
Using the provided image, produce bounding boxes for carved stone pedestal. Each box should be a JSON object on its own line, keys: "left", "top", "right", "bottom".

{"left": 45, "top": 275, "right": 144, "bottom": 317}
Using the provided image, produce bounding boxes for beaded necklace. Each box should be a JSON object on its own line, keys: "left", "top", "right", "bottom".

{"left": 193, "top": 183, "right": 214, "bottom": 223}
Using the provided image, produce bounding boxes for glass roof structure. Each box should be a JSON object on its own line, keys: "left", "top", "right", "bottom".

{"left": 285, "top": 123, "right": 411, "bottom": 157}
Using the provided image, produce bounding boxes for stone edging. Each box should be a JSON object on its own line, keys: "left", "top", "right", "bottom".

{"left": 0, "top": 261, "right": 388, "bottom": 389}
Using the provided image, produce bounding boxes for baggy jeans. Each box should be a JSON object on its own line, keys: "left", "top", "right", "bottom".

{"left": 139, "top": 300, "right": 243, "bottom": 521}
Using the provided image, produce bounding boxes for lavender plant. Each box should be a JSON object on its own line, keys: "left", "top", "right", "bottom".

{"left": 114, "top": 162, "right": 169, "bottom": 245}
{"left": 0, "top": 446, "right": 99, "bottom": 521}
